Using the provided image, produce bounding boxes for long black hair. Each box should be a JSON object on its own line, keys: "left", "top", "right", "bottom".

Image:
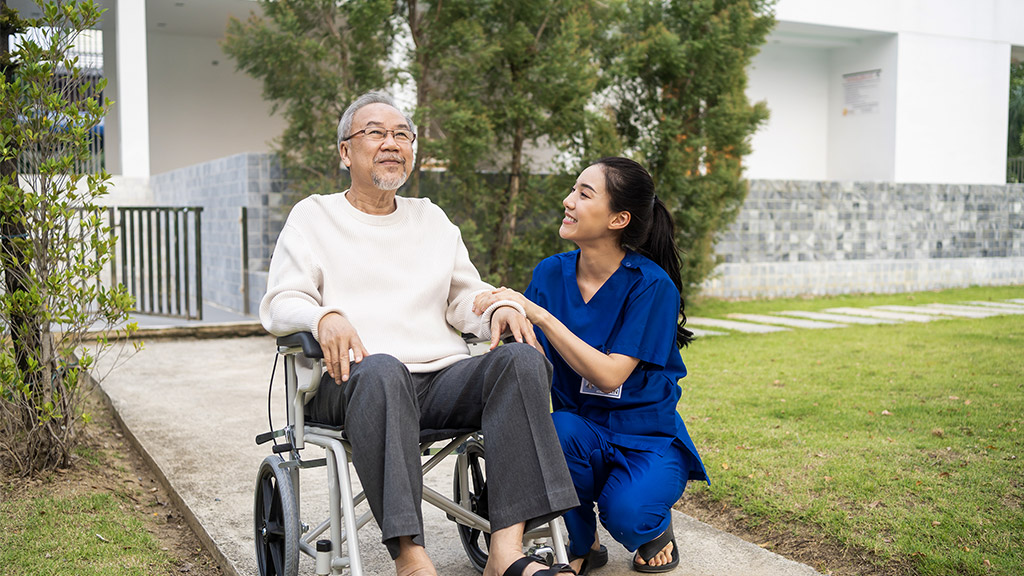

{"left": 594, "top": 157, "right": 694, "bottom": 348}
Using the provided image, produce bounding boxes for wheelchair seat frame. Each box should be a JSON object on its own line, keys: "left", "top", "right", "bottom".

{"left": 254, "top": 332, "right": 568, "bottom": 576}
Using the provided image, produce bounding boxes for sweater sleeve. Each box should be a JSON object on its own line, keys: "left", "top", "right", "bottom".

{"left": 443, "top": 231, "right": 493, "bottom": 338}
{"left": 259, "top": 223, "right": 345, "bottom": 340}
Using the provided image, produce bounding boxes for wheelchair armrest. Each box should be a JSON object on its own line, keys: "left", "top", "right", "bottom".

{"left": 277, "top": 332, "right": 324, "bottom": 359}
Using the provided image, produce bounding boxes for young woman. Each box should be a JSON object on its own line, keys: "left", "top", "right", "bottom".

{"left": 475, "top": 157, "right": 709, "bottom": 574}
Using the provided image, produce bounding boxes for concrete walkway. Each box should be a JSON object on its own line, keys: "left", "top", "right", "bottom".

{"left": 94, "top": 310, "right": 824, "bottom": 576}
{"left": 93, "top": 297, "right": 1022, "bottom": 576}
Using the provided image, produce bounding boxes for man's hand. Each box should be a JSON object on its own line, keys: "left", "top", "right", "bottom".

{"left": 317, "top": 312, "right": 369, "bottom": 384}
{"left": 489, "top": 306, "right": 540, "bottom": 352}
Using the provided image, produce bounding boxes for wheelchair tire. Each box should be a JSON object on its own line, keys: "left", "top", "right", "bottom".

{"left": 254, "top": 454, "right": 300, "bottom": 576}
{"left": 453, "top": 438, "right": 490, "bottom": 573}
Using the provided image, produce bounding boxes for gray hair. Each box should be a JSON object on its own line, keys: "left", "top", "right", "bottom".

{"left": 336, "top": 91, "right": 417, "bottom": 148}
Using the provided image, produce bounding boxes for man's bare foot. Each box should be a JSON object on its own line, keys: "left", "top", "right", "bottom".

{"left": 485, "top": 523, "right": 562, "bottom": 576}
{"left": 634, "top": 539, "right": 673, "bottom": 568}
{"left": 395, "top": 536, "right": 437, "bottom": 576}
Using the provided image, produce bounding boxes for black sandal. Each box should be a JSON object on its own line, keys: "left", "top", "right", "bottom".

{"left": 503, "top": 554, "right": 577, "bottom": 576}
{"left": 632, "top": 522, "right": 679, "bottom": 573}
{"left": 569, "top": 544, "right": 608, "bottom": 576}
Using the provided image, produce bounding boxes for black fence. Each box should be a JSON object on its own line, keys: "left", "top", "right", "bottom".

{"left": 1008, "top": 157, "right": 1024, "bottom": 184}
{"left": 117, "top": 207, "right": 203, "bottom": 320}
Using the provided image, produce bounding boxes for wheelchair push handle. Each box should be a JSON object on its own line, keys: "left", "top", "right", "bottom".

{"left": 277, "top": 332, "right": 324, "bottom": 359}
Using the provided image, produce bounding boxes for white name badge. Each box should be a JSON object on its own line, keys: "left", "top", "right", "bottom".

{"left": 580, "top": 377, "right": 622, "bottom": 399}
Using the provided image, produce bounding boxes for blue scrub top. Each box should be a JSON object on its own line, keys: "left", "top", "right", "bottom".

{"left": 525, "top": 250, "right": 709, "bottom": 484}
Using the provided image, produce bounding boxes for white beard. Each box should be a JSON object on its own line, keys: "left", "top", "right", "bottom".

{"left": 373, "top": 168, "right": 408, "bottom": 191}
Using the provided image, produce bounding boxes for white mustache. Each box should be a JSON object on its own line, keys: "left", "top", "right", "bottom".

{"left": 375, "top": 154, "right": 405, "bottom": 164}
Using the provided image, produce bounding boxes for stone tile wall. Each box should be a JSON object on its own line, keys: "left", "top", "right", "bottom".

{"left": 150, "top": 153, "right": 288, "bottom": 315}
{"left": 703, "top": 180, "right": 1024, "bottom": 298}
{"left": 147, "top": 154, "right": 1024, "bottom": 311}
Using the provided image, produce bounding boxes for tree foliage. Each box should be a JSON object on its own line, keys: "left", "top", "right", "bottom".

{"left": 591, "top": 0, "right": 773, "bottom": 296}
{"left": 222, "top": 0, "right": 397, "bottom": 199}
{"left": 1009, "top": 60, "right": 1024, "bottom": 159}
{"left": 225, "top": 0, "right": 774, "bottom": 295}
{"left": 1, "top": 0, "right": 136, "bottom": 475}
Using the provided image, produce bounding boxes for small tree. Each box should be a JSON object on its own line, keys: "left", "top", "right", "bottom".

{"left": 222, "top": 0, "right": 398, "bottom": 200}
{"left": 593, "top": 0, "right": 774, "bottom": 299}
{"left": 0, "top": 0, "right": 135, "bottom": 475}
{"left": 410, "top": 0, "right": 600, "bottom": 286}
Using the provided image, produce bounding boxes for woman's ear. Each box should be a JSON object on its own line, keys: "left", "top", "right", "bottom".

{"left": 609, "top": 211, "right": 631, "bottom": 231}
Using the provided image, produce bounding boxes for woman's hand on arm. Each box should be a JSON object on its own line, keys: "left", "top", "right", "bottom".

{"left": 473, "top": 287, "right": 636, "bottom": 390}
{"left": 473, "top": 287, "right": 542, "bottom": 320}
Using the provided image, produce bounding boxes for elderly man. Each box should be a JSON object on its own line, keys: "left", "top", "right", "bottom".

{"left": 260, "top": 91, "right": 578, "bottom": 576}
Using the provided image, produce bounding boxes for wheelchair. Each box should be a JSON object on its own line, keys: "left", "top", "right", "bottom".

{"left": 254, "top": 332, "right": 570, "bottom": 576}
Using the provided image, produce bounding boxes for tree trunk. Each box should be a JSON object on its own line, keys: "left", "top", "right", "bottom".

{"left": 490, "top": 119, "right": 525, "bottom": 284}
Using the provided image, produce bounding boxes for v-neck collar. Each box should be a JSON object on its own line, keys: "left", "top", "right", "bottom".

{"left": 564, "top": 250, "right": 640, "bottom": 305}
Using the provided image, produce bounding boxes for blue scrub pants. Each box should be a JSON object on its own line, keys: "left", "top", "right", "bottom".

{"left": 553, "top": 411, "right": 687, "bottom": 558}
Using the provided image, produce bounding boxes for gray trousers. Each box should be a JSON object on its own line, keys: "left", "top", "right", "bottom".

{"left": 305, "top": 342, "right": 579, "bottom": 559}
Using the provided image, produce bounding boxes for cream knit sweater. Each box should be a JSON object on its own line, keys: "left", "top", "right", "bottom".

{"left": 260, "top": 191, "right": 505, "bottom": 373}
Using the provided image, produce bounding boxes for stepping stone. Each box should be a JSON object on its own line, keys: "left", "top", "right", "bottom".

{"left": 689, "top": 327, "right": 728, "bottom": 338}
{"left": 726, "top": 313, "right": 846, "bottom": 329}
{"left": 686, "top": 317, "right": 790, "bottom": 333}
{"left": 778, "top": 310, "right": 898, "bottom": 325}
{"left": 824, "top": 307, "right": 935, "bottom": 322}
{"left": 926, "top": 303, "right": 1018, "bottom": 316}
{"left": 1009, "top": 299, "right": 1024, "bottom": 305}
{"left": 965, "top": 300, "right": 1024, "bottom": 311}
{"left": 874, "top": 305, "right": 992, "bottom": 319}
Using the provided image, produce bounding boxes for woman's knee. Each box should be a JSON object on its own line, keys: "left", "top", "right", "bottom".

{"left": 552, "top": 411, "right": 597, "bottom": 459}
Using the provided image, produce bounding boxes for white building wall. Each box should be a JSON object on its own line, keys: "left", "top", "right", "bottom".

{"left": 146, "top": 33, "right": 287, "bottom": 176}
{"left": 745, "top": 0, "right": 1024, "bottom": 184}
{"left": 893, "top": 33, "right": 1010, "bottom": 184}
{"left": 827, "top": 35, "right": 898, "bottom": 181}
{"left": 745, "top": 44, "right": 830, "bottom": 180}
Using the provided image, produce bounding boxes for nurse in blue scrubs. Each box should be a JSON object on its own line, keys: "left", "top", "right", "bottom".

{"left": 476, "top": 157, "right": 708, "bottom": 574}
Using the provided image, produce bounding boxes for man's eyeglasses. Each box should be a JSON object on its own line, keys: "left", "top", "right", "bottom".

{"left": 343, "top": 127, "right": 416, "bottom": 144}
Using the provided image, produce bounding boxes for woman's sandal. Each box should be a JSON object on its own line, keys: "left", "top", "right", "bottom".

{"left": 632, "top": 522, "right": 679, "bottom": 573}
{"left": 503, "top": 554, "right": 577, "bottom": 576}
{"left": 569, "top": 544, "right": 608, "bottom": 576}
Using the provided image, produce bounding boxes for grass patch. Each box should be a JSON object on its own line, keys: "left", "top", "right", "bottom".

{"left": 688, "top": 284, "right": 1024, "bottom": 319}
{"left": 0, "top": 491, "right": 176, "bottom": 575}
{"left": 678, "top": 286, "right": 1024, "bottom": 575}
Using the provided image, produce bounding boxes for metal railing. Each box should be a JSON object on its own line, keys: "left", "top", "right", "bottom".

{"left": 1008, "top": 157, "right": 1024, "bottom": 184}
{"left": 117, "top": 206, "right": 203, "bottom": 320}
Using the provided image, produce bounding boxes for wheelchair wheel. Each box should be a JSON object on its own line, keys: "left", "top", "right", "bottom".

{"left": 254, "top": 454, "right": 299, "bottom": 576}
{"left": 453, "top": 438, "right": 490, "bottom": 573}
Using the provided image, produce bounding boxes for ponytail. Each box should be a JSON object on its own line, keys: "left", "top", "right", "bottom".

{"left": 595, "top": 157, "right": 695, "bottom": 348}
{"left": 638, "top": 198, "right": 694, "bottom": 348}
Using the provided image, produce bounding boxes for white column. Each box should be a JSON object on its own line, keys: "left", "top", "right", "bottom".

{"left": 115, "top": 0, "right": 150, "bottom": 178}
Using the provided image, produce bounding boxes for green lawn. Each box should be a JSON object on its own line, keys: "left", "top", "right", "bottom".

{"left": 0, "top": 491, "right": 176, "bottom": 575}
{"left": 679, "top": 286, "right": 1024, "bottom": 576}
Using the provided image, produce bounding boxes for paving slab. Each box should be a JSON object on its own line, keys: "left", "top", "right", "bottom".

{"left": 965, "top": 300, "right": 1024, "bottom": 311}
{"left": 873, "top": 305, "right": 993, "bottom": 319}
{"left": 823, "top": 307, "right": 936, "bottom": 323}
{"left": 689, "top": 327, "right": 728, "bottom": 338}
{"left": 726, "top": 313, "right": 846, "bottom": 329}
{"left": 685, "top": 317, "right": 790, "bottom": 333}
{"left": 1009, "top": 299, "right": 1024, "bottom": 305}
{"left": 926, "top": 303, "right": 1023, "bottom": 316}
{"left": 776, "top": 310, "right": 898, "bottom": 325}
{"left": 94, "top": 334, "right": 822, "bottom": 576}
